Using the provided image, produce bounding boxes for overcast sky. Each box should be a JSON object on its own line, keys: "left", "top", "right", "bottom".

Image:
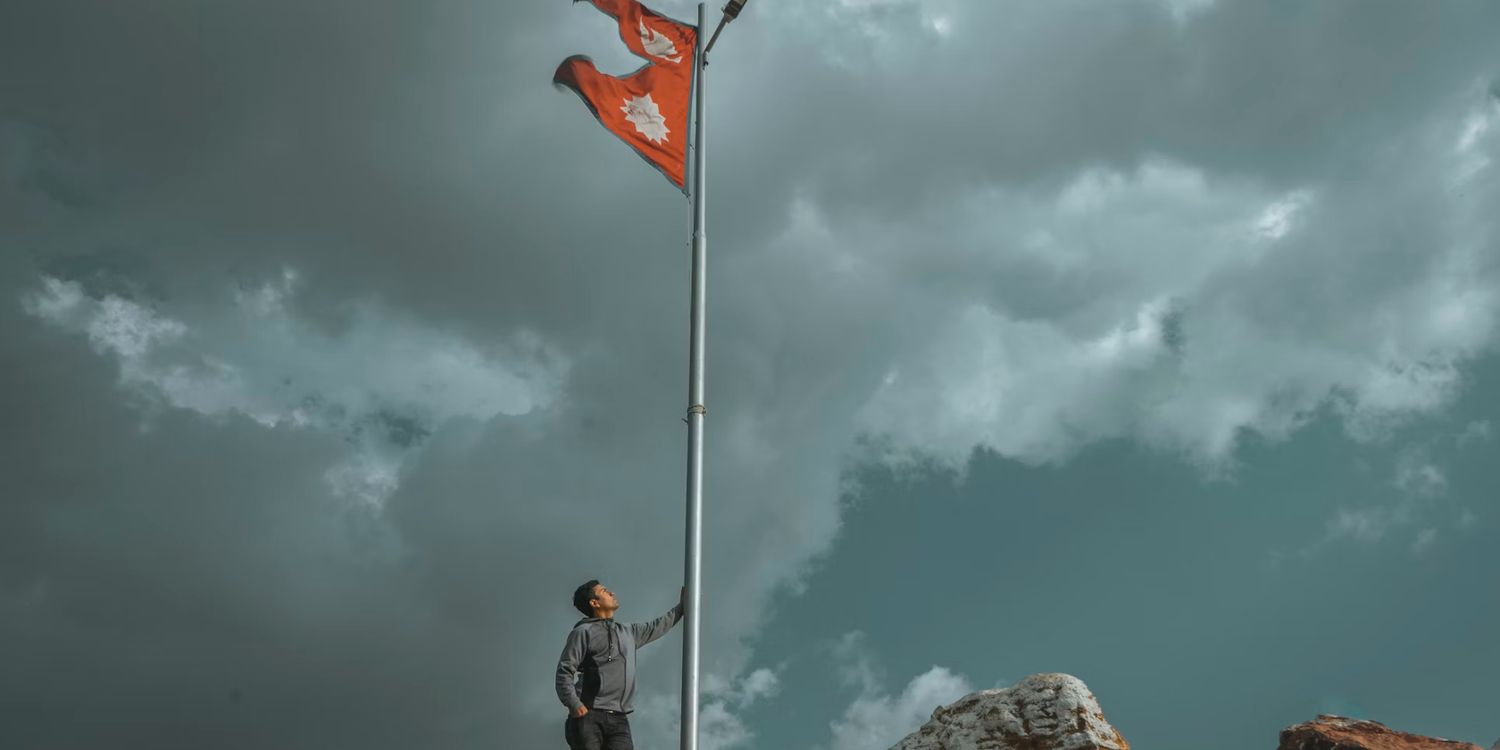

{"left": 2, "top": 1, "right": 1498, "bottom": 749}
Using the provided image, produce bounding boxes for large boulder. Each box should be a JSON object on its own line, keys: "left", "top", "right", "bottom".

{"left": 888, "top": 673, "right": 1128, "bottom": 750}
{"left": 1279, "top": 715, "right": 1484, "bottom": 750}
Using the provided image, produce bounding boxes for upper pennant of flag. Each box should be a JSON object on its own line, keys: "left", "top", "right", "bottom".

{"left": 639, "top": 18, "right": 682, "bottom": 63}
{"left": 553, "top": 0, "right": 697, "bottom": 190}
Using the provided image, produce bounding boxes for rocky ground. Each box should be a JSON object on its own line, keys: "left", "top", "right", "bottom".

{"left": 888, "top": 673, "right": 1128, "bottom": 750}
{"left": 1280, "top": 715, "right": 1485, "bottom": 750}
{"left": 886, "top": 673, "right": 1493, "bottom": 750}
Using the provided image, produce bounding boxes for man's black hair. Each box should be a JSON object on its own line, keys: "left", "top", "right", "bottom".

{"left": 573, "top": 579, "right": 601, "bottom": 617}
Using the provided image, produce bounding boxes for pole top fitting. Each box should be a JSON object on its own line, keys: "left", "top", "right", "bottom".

{"left": 703, "top": 0, "right": 750, "bottom": 62}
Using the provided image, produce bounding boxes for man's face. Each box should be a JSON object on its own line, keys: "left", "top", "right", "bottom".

{"left": 591, "top": 584, "right": 619, "bottom": 614}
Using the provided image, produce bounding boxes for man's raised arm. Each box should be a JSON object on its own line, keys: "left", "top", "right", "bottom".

{"left": 630, "top": 593, "right": 684, "bottom": 648}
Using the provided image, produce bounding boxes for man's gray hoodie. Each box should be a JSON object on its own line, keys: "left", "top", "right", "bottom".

{"left": 555, "top": 604, "right": 683, "bottom": 714}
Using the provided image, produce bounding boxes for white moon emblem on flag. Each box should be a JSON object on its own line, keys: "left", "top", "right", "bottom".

{"left": 621, "top": 94, "right": 669, "bottom": 144}
{"left": 639, "top": 18, "right": 682, "bottom": 63}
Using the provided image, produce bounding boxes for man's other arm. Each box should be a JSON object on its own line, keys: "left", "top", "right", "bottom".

{"left": 555, "top": 628, "right": 587, "bottom": 714}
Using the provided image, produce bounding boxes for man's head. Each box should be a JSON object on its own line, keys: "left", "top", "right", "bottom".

{"left": 572, "top": 579, "right": 619, "bottom": 618}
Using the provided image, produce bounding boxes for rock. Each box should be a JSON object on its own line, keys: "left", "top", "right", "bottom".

{"left": 1279, "top": 715, "right": 1484, "bottom": 750}
{"left": 888, "top": 673, "right": 1128, "bottom": 750}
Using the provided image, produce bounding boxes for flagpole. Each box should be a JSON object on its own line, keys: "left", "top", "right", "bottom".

{"left": 681, "top": 4, "right": 708, "bottom": 750}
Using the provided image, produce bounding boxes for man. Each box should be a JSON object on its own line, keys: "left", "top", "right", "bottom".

{"left": 556, "top": 580, "right": 684, "bottom": 750}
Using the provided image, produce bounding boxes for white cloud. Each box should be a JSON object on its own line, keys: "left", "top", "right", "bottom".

{"left": 1452, "top": 85, "right": 1500, "bottom": 183}
{"left": 826, "top": 632, "right": 974, "bottom": 750}
{"left": 21, "top": 272, "right": 566, "bottom": 506}
{"left": 725, "top": 667, "right": 781, "bottom": 706}
{"left": 1162, "top": 0, "right": 1217, "bottom": 25}
{"left": 632, "top": 667, "right": 782, "bottom": 750}
{"left": 763, "top": 0, "right": 956, "bottom": 70}
{"left": 1327, "top": 506, "right": 1401, "bottom": 544}
{"left": 846, "top": 86, "right": 1500, "bottom": 471}
{"left": 1305, "top": 444, "right": 1469, "bottom": 556}
{"left": 22, "top": 278, "right": 187, "bottom": 361}
{"left": 1395, "top": 451, "right": 1448, "bottom": 499}
{"left": 859, "top": 295, "right": 1186, "bottom": 465}
{"left": 1411, "top": 528, "right": 1438, "bottom": 555}
{"left": 20, "top": 275, "right": 86, "bottom": 324}
{"left": 1456, "top": 420, "right": 1492, "bottom": 447}
{"left": 324, "top": 452, "right": 403, "bottom": 508}
{"left": 1255, "top": 190, "right": 1313, "bottom": 241}
{"left": 1459, "top": 509, "right": 1479, "bottom": 529}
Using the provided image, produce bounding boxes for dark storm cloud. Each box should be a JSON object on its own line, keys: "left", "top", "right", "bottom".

{"left": 3, "top": 1, "right": 1500, "bottom": 748}
{"left": 713, "top": 1, "right": 1500, "bottom": 223}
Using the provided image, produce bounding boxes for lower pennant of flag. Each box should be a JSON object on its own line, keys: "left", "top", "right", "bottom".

{"left": 554, "top": 55, "right": 694, "bottom": 191}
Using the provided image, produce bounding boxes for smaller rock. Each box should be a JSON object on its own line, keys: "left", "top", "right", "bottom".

{"left": 1279, "top": 715, "right": 1483, "bottom": 750}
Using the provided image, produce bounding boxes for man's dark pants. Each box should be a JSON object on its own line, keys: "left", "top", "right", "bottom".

{"left": 565, "top": 710, "right": 633, "bottom": 750}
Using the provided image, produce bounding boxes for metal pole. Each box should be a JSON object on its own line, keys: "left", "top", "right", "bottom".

{"left": 681, "top": 5, "right": 707, "bottom": 750}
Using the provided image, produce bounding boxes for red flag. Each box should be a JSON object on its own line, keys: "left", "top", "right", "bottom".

{"left": 554, "top": 0, "right": 697, "bottom": 191}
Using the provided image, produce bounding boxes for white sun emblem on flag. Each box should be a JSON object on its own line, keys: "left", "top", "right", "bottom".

{"left": 621, "top": 94, "right": 669, "bottom": 144}
{"left": 639, "top": 18, "right": 682, "bottom": 63}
